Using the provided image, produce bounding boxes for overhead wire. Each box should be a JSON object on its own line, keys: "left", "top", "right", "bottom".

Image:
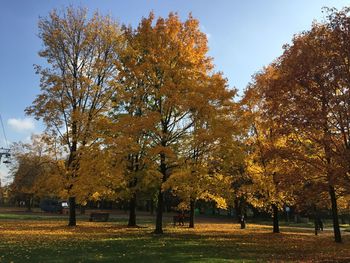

{"left": 0, "top": 113, "right": 9, "bottom": 148}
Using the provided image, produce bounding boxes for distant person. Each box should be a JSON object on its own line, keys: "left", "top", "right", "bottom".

{"left": 240, "top": 215, "right": 246, "bottom": 229}
{"left": 317, "top": 217, "right": 323, "bottom": 231}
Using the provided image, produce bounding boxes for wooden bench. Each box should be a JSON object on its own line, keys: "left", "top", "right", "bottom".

{"left": 89, "top": 212, "right": 109, "bottom": 222}
{"left": 173, "top": 214, "right": 190, "bottom": 226}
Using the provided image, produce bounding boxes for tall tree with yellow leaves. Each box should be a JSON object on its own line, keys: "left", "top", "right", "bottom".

{"left": 242, "top": 77, "right": 294, "bottom": 234}
{"left": 162, "top": 68, "right": 237, "bottom": 228}
{"left": 118, "top": 12, "right": 235, "bottom": 233}
{"left": 26, "top": 7, "right": 123, "bottom": 226}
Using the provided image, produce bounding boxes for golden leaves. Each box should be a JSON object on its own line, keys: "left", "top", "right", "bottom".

{"left": 163, "top": 166, "right": 233, "bottom": 209}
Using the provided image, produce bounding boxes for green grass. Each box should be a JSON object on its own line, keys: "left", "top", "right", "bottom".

{"left": 0, "top": 215, "right": 349, "bottom": 262}
{"left": 0, "top": 233, "right": 248, "bottom": 263}
{"left": 0, "top": 213, "right": 66, "bottom": 221}
{"left": 249, "top": 218, "right": 350, "bottom": 229}
{"left": 0, "top": 213, "right": 157, "bottom": 226}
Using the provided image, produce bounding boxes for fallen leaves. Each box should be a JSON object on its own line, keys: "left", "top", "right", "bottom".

{"left": 0, "top": 220, "right": 349, "bottom": 262}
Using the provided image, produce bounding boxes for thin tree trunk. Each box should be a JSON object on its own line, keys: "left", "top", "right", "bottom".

{"left": 314, "top": 206, "right": 318, "bottom": 236}
{"left": 272, "top": 204, "right": 280, "bottom": 233}
{"left": 26, "top": 195, "right": 33, "bottom": 212}
{"left": 67, "top": 139, "right": 77, "bottom": 227}
{"left": 189, "top": 199, "right": 195, "bottom": 228}
{"left": 322, "top": 107, "right": 341, "bottom": 243}
{"left": 154, "top": 152, "right": 166, "bottom": 234}
{"left": 314, "top": 218, "right": 319, "bottom": 236}
{"left": 329, "top": 185, "right": 342, "bottom": 243}
{"left": 239, "top": 204, "right": 246, "bottom": 229}
{"left": 128, "top": 193, "right": 137, "bottom": 227}
{"left": 80, "top": 205, "right": 85, "bottom": 215}
{"left": 234, "top": 199, "right": 241, "bottom": 223}
{"left": 154, "top": 189, "right": 164, "bottom": 234}
{"left": 150, "top": 199, "right": 154, "bottom": 215}
{"left": 68, "top": 196, "right": 76, "bottom": 226}
{"left": 240, "top": 215, "right": 246, "bottom": 229}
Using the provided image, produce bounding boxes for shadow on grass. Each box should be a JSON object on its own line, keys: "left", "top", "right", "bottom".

{"left": 0, "top": 233, "right": 251, "bottom": 263}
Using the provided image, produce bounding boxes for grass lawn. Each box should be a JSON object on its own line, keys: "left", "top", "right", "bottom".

{"left": 0, "top": 214, "right": 349, "bottom": 262}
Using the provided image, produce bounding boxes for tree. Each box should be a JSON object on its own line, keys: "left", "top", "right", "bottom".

{"left": 26, "top": 7, "right": 123, "bottom": 226}
{"left": 117, "top": 12, "right": 235, "bottom": 233}
{"left": 163, "top": 73, "right": 237, "bottom": 228}
{"left": 254, "top": 9, "right": 350, "bottom": 242}
{"left": 241, "top": 80, "right": 294, "bottom": 233}
{"left": 163, "top": 163, "right": 233, "bottom": 228}
{"left": 9, "top": 135, "right": 64, "bottom": 210}
{"left": 72, "top": 141, "right": 126, "bottom": 207}
{"left": 84, "top": 115, "right": 161, "bottom": 227}
{"left": 109, "top": 59, "right": 162, "bottom": 227}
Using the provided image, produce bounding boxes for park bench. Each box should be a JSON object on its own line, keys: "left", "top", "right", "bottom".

{"left": 89, "top": 212, "right": 109, "bottom": 222}
{"left": 173, "top": 214, "right": 190, "bottom": 226}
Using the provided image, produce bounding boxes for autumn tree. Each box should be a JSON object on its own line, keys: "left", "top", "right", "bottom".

{"left": 162, "top": 72, "right": 237, "bottom": 228}
{"left": 164, "top": 152, "right": 233, "bottom": 228}
{"left": 109, "top": 55, "right": 162, "bottom": 227}
{"left": 26, "top": 7, "right": 123, "bottom": 226}
{"left": 241, "top": 78, "right": 295, "bottom": 233}
{"left": 9, "top": 135, "right": 64, "bottom": 211}
{"left": 86, "top": 115, "right": 161, "bottom": 227}
{"left": 325, "top": 7, "right": 350, "bottom": 194}
{"left": 216, "top": 105, "right": 251, "bottom": 226}
{"left": 255, "top": 8, "right": 350, "bottom": 242}
{"left": 117, "top": 12, "right": 235, "bottom": 233}
{"left": 72, "top": 141, "right": 126, "bottom": 207}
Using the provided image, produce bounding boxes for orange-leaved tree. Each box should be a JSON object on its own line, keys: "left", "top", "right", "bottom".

{"left": 117, "top": 12, "right": 236, "bottom": 233}
{"left": 255, "top": 9, "right": 350, "bottom": 242}
{"left": 26, "top": 7, "right": 123, "bottom": 226}
{"left": 241, "top": 75, "right": 294, "bottom": 233}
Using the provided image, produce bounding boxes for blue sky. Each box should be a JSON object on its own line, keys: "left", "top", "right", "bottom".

{"left": 0, "top": 0, "right": 349, "bottom": 182}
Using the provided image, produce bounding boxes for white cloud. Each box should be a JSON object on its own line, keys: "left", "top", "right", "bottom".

{"left": 0, "top": 165, "right": 12, "bottom": 185}
{"left": 8, "top": 118, "right": 35, "bottom": 133}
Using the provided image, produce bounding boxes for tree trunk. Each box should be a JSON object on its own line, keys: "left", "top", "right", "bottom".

{"left": 68, "top": 196, "right": 76, "bottom": 226}
{"left": 322, "top": 117, "right": 341, "bottom": 243}
{"left": 67, "top": 139, "right": 77, "bottom": 226}
{"left": 154, "top": 151, "right": 166, "bottom": 234}
{"left": 154, "top": 189, "right": 164, "bottom": 234}
{"left": 314, "top": 205, "right": 318, "bottom": 236}
{"left": 240, "top": 215, "right": 246, "bottom": 229}
{"left": 26, "top": 195, "right": 33, "bottom": 212}
{"left": 189, "top": 199, "right": 195, "bottom": 228}
{"left": 234, "top": 199, "right": 241, "bottom": 223}
{"left": 272, "top": 204, "right": 280, "bottom": 233}
{"left": 128, "top": 193, "right": 137, "bottom": 227}
{"left": 329, "top": 185, "right": 342, "bottom": 243}
{"left": 80, "top": 205, "right": 85, "bottom": 215}
{"left": 150, "top": 199, "right": 154, "bottom": 215}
